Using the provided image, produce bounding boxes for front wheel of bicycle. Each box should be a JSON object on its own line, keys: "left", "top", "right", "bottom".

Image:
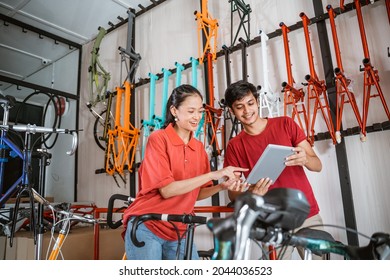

{"left": 93, "top": 109, "right": 114, "bottom": 151}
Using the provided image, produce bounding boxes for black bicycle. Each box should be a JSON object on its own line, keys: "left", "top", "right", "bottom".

{"left": 207, "top": 188, "right": 390, "bottom": 260}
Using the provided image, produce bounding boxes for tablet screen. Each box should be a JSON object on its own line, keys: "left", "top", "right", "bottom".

{"left": 245, "top": 144, "right": 294, "bottom": 184}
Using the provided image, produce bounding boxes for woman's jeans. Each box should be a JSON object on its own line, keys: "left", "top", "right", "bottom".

{"left": 125, "top": 218, "right": 199, "bottom": 260}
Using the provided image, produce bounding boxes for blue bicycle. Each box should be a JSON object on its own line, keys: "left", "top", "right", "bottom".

{"left": 0, "top": 93, "right": 78, "bottom": 252}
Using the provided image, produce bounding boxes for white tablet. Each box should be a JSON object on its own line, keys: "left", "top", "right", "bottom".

{"left": 245, "top": 144, "right": 294, "bottom": 184}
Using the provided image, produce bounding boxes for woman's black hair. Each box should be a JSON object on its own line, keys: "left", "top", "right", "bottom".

{"left": 163, "top": 84, "right": 203, "bottom": 128}
{"left": 224, "top": 80, "right": 258, "bottom": 108}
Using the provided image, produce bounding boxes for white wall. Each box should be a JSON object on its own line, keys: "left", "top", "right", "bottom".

{"left": 77, "top": 0, "right": 390, "bottom": 258}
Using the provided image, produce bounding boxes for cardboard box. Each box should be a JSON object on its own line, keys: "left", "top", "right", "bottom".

{"left": 0, "top": 235, "right": 7, "bottom": 260}
{"left": 2, "top": 225, "right": 124, "bottom": 260}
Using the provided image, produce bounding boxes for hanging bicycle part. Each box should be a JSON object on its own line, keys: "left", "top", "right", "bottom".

{"left": 153, "top": 68, "right": 172, "bottom": 128}
{"left": 300, "top": 12, "right": 336, "bottom": 145}
{"left": 103, "top": 9, "right": 141, "bottom": 183}
{"left": 202, "top": 52, "right": 225, "bottom": 158}
{"left": 88, "top": 26, "right": 111, "bottom": 107}
{"left": 220, "top": 44, "right": 240, "bottom": 140}
{"left": 327, "top": 5, "right": 364, "bottom": 143}
{"left": 202, "top": 51, "right": 224, "bottom": 214}
{"left": 239, "top": 37, "right": 249, "bottom": 82}
{"left": 353, "top": 0, "right": 390, "bottom": 139}
{"left": 190, "top": 57, "right": 199, "bottom": 88}
{"left": 175, "top": 61, "right": 185, "bottom": 87}
{"left": 140, "top": 73, "right": 159, "bottom": 160}
{"left": 105, "top": 81, "right": 140, "bottom": 177}
{"left": 118, "top": 9, "right": 141, "bottom": 85}
{"left": 280, "top": 22, "right": 309, "bottom": 140}
{"left": 230, "top": 0, "right": 251, "bottom": 47}
{"left": 91, "top": 90, "right": 116, "bottom": 151}
{"left": 259, "top": 29, "right": 281, "bottom": 118}
{"left": 194, "top": 0, "right": 219, "bottom": 64}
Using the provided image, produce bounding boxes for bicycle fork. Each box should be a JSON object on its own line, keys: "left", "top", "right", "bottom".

{"left": 48, "top": 219, "right": 70, "bottom": 260}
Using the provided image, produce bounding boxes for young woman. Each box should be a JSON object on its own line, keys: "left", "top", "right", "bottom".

{"left": 122, "top": 84, "right": 247, "bottom": 260}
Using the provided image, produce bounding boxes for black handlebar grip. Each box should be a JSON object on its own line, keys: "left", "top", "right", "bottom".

{"left": 107, "top": 194, "right": 131, "bottom": 229}
{"left": 165, "top": 214, "right": 207, "bottom": 224}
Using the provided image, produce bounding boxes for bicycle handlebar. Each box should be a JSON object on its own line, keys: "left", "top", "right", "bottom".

{"left": 207, "top": 189, "right": 390, "bottom": 260}
{"left": 131, "top": 213, "right": 207, "bottom": 248}
{"left": 0, "top": 124, "right": 78, "bottom": 155}
{"left": 106, "top": 194, "right": 134, "bottom": 229}
{"left": 32, "top": 188, "right": 99, "bottom": 225}
{"left": 284, "top": 228, "right": 389, "bottom": 260}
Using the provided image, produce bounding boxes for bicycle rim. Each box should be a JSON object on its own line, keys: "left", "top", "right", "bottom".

{"left": 93, "top": 109, "right": 113, "bottom": 151}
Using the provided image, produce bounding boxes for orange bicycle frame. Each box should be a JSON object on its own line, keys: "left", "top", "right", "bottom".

{"left": 194, "top": 0, "right": 219, "bottom": 64}
{"left": 106, "top": 81, "right": 140, "bottom": 175}
{"left": 203, "top": 52, "right": 224, "bottom": 156}
{"left": 353, "top": 0, "right": 390, "bottom": 137}
{"left": 203, "top": 104, "right": 224, "bottom": 156}
{"left": 327, "top": 5, "right": 363, "bottom": 143}
{"left": 280, "top": 22, "right": 309, "bottom": 141}
{"left": 300, "top": 12, "right": 336, "bottom": 145}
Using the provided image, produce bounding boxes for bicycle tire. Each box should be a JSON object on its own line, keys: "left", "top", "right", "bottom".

{"left": 93, "top": 109, "right": 113, "bottom": 151}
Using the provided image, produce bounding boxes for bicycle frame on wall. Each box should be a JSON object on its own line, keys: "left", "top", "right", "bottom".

{"left": 280, "top": 22, "right": 309, "bottom": 141}
{"left": 258, "top": 29, "right": 281, "bottom": 118}
{"left": 327, "top": 5, "right": 363, "bottom": 143}
{"left": 194, "top": 0, "right": 218, "bottom": 65}
{"left": 351, "top": 0, "right": 390, "bottom": 139}
{"left": 103, "top": 9, "right": 141, "bottom": 179}
{"left": 300, "top": 12, "right": 336, "bottom": 145}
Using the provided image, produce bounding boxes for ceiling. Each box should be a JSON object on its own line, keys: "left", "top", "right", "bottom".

{"left": 0, "top": 0, "right": 165, "bottom": 101}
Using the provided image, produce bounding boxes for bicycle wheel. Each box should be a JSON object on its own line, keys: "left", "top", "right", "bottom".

{"left": 93, "top": 109, "right": 114, "bottom": 151}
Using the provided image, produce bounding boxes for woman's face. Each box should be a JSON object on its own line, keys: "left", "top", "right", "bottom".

{"left": 172, "top": 94, "right": 204, "bottom": 132}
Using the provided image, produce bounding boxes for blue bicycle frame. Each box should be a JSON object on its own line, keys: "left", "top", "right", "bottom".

{"left": 190, "top": 57, "right": 199, "bottom": 89}
{"left": 175, "top": 62, "right": 184, "bottom": 87}
{"left": 0, "top": 124, "right": 77, "bottom": 207}
{"left": 140, "top": 72, "right": 159, "bottom": 159}
{"left": 0, "top": 135, "right": 26, "bottom": 207}
{"left": 153, "top": 68, "right": 172, "bottom": 127}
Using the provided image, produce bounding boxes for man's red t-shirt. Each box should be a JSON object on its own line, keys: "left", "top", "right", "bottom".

{"left": 224, "top": 116, "right": 320, "bottom": 218}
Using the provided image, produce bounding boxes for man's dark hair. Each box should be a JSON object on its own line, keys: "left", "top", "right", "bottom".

{"left": 224, "top": 80, "right": 258, "bottom": 108}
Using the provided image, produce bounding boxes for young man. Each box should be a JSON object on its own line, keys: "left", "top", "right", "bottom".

{"left": 223, "top": 80, "right": 324, "bottom": 260}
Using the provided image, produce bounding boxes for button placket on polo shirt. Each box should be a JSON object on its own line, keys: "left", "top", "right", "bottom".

{"left": 184, "top": 145, "right": 188, "bottom": 165}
